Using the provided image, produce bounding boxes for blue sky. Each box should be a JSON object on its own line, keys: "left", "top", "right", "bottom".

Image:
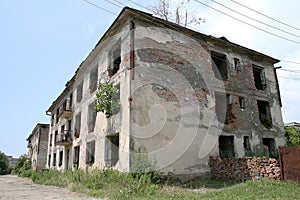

{"left": 1, "top": 0, "right": 300, "bottom": 157}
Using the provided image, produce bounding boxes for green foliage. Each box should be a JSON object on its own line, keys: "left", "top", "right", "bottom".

{"left": 130, "top": 148, "right": 157, "bottom": 176}
{"left": 95, "top": 82, "right": 120, "bottom": 118}
{"left": 14, "top": 154, "right": 31, "bottom": 175}
{"left": 285, "top": 126, "right": 300, "bottom": 146}
{"left": 0, "top": 151, "right": 9, "bottom": 175}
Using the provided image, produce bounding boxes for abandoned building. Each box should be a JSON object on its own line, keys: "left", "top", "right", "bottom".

{"left": 46, "top": 7, "right": 285, "bottom": 175}
{"left": 27, "top": 123, "right": 49, "bottom": 170}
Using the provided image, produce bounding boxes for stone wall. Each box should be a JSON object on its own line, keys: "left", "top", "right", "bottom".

{"left": 209, "top": 156, "right": 280, "bottom": 181}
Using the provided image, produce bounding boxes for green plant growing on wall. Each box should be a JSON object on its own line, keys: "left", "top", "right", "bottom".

{"left": 95, "top": 82, "right": 120, "bottom": 118}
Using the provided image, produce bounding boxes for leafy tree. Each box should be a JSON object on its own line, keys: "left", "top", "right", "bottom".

{"left": 14, "top": 154, "right": 29, "bottom": 174}
{"left": 285, "top": 126, "right": 300, "bottom": 146}
{"left": 95, "top": 82, "right": 120, "bottom": 118}
{"left": 0, "top": 151, "right": 9, "bottom": 175}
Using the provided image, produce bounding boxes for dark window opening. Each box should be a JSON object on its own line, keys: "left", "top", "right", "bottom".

{"left": 219, "top": 136, "right": 235, "bottom": 158}
{"left": 48, "top": 155, "right": 51, "bottom": 167}
{"left": 86, "top": 141, "right": 95, "bottom": 165}
{"left": 257, "top": 100, "right": 272, "bottom": 128}
{"left": 54, "top": 131, "right": 58, "bottom": 145}
{"left": 252, "top": 65, "right": 266, "bottom": 90}
{"left": 51, "top": 115, "right": 54, "bottom": 126}
{"left": 74, "top": 113, "right": 81, "bottom": 138}
{"left": 89, "top": 66, "right": 98, "bottom": 93}
{"left": 239, "top": 96, "right": 246, "bottom": 109}
{"left": 109, "top": 39, "right": 121, "bottom": 77}
{"left": 73, "top": 146, "right": 80, "bottom": 169}
{"left": 76, "top": 81, "right": 83, "bottom": 103}
{"left": 243, "top": 136, "right": 251, "bottom": 150}
{"left": 59, "top": 151, "right": 63, "bottom": 167}
{"left": 56, "top": 109, "right": 59, "bottom": 123}
{"left": 211, "top": 51, "right": 228, "bottom": 80}
{"left": 88, "top": 103, "right": 97, "bottom": 132}
{"left": 262, "top": 138, "right": 276, "bottom": 158}
{"left": 234, "top": 58, "right": 241, "bottom": 71}
{"left": 215, "top": 92, "right": 233, "bottom": 124}
{"left": 53, "top": 153, "right": 56, "bottom": 166}
{"left": 66, "top": 149, "right": 70, "bottom": 170}
{"left": 106, "top": 133, "right": 119, "bottom": 167}
{"left": 49, "top": 134, "right": 53, "bottom": 146}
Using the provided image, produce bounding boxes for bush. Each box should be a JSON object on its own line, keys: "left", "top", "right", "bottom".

{"left": 285, "top": 126, "right": 300, "bottom": 146}
{"left": 0, "top": 151, "right": 9, "bottom": 175}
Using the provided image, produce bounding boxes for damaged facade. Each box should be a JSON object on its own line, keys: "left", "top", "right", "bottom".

{"left": 46, "top": 7, "right": 285, "bottom": 175}
{"left": 27, "top": 123, "right": 49, "bottom": 170}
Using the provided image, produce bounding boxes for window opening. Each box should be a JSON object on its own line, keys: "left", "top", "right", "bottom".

{"left": 211, "top": 51, "right": 228, "bottom": 80}
{"left": 219, "top": 135, "right": 235, "bottom": 158}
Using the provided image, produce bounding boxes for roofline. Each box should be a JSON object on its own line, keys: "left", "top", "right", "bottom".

{"left": 26, "top": 123, "right": 50, "bottom": 141}
{"left": 46, "top": 7, "right": 279, "bottom": 113}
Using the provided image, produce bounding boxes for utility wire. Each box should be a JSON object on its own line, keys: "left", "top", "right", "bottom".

{"left": 103, "top": 0, "right": 123, "bottom": 8}
{"left": 280, "top": 60, "right": 300, "bottom": 65}
{"left": 83, "top": 0, "right": 117, "bottom": 15}
{"left": 193, "top": 0, "right": 300, "bottom": 45}
{"left": 127, "top": 0, "right": 149, "bottom": 11}
{"left": 210, "top": 0, "right": 300, "bottom": 39}
{"left": 231, "top": 0, "right": 300, "bottom": 31}
{"left": 111, "top": 0, "right": 127, "bottom": 7}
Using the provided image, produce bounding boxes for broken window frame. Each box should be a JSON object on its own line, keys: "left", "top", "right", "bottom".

{"left": 86, "top": 140, "right": 95, "bottom": 165}
{"left": 252, "top": 65, "right": 267, "bottom": 90}
{"left": 215, "top": 92, "right": 233, "bottom": 124}
{"left": 108, "top": 39, "right": 121, "bottom": 77}
{"left": 105, "top": 133, "right": 119, "bottom": 167}
{"left": 239, "top": 96, "right": 246, "bottom": 109}
{"left": 234, "top": 58, "right": 242, "bottom": 71}
{"left": 257, "top": 100, "right": 272, "bottom": 129}
{"left": 76, "top": 81, "right": 83, "bottom": 103}
{"left": 89, "top": 66, "right": 98, "bottom": 93}
{"left": 262, "top": 138, "right": 276, "bottom": 158}
{"left": 219, "top": 135, "right": 235, "bottom": 158}
{"left": 88, "top": 102, "right": 97, "bottom": 133}
{"left": 211, "top": 51, "right": 228, "bottom": 81}
{"left": 58, "top": 151, "right": 63, "bottom": 167}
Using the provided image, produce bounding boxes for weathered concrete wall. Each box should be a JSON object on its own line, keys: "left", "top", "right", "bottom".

{"left": 129, "top": 20, "right": 285, "bottom": 175}
{"left": 47, "top": 19, "right": 132, "bottom": 172}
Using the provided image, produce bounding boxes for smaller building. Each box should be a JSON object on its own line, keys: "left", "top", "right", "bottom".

{"left": 6, "top": 156, "right": 18, "bottom": 168}
{"left": 285, "top": 122, "right": 300, "bottom": 129}
{"left": 27, "top": 123, "right": 49, "bottom": 170}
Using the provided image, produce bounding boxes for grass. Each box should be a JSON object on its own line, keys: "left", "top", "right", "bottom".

{"left": 20, "top": 169, "right": 300, "bottom": 200}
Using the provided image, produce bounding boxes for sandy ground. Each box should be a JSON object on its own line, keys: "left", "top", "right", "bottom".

{"left": 0, "top": 175, "right": 104, "bottom": 200}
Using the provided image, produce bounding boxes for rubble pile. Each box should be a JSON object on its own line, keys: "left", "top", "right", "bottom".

{"left": 209, "top": 156, "right": 281, "bottom": 181}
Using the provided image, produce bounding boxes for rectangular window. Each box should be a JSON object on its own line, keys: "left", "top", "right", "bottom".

{"left": 86, "top": 141, "right": 95, "bottom": 165}
{"left": 89, "top": 66, "right": 98, "bottom": 93}
{"left": 211, "top": 51, "right": 228, "bottom": 80}
{"left": 49, "top": 134, "right": 53, "bottom": 146}
{"left": 257, "top": 100, "right": 272, "bottom": 128}
{"left": 243, "top": 136, "right": 251, "bottom": 150}
{"left": 239, "top": 96, "right": 246, "bottom": 109}
{"left": 88, "top": 102, "right": 97, "bottom": 132}
{"left": 215, "top": 92, "right": 232, "bottom": 124}
{"left": 252, "top": 65, "right": 266, "bottom": 90}
{"left": 76, "top": 81, "right": 83, "bottom": 103}
{"left": 56, "top": 109, "right": 59, "bottom": 123}
{"left": 54, "top": 131, "right": 58, "bottom": 145}
{"left": 53, "top": 153, "right": 56, "bottom": 166}
{"left": 234, "top": 58, "right": 241, "bottom": 71}
{"left": 74, "top": 113, "right": 81, "bottom": 138}
{"left": 109, "top": 39, "right": 121, "bottom": 77}
{"left": 106, "top": 133, "right": 119, "bottom": 167}
{"left": 219, "top": 136, "right": 235, "bottom": 158}
{"left": 48, "top": 155, "right": 51, "bottom": 167}
{"left": 51, "top": 115, "right": 54, "bottom": 126}
{"left": 262, "top": 138, "right": 276, "bottom": 158}
{"left": 59, "top": 151, "right": 63, "bottom": 167}
{"left": 73, "top": 146, "right": 80, "bottom": 169}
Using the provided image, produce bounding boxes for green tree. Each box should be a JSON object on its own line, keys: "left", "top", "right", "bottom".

{"left": 285, "top": 126, "right": 300, "bottom": 146}
{"left": 14, "top": 154, "right": 29, "bottom": 174}
{"left": 0, "top": 151, "right": 9, "bottom": 175}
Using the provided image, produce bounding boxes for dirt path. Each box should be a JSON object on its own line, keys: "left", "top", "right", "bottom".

{"left": 0, "top": 175, "right": 104, "bottom": 200}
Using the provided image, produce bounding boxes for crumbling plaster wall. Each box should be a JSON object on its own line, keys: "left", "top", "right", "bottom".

{"left": 129, "top": 20, "right": 284, "bottom": 175}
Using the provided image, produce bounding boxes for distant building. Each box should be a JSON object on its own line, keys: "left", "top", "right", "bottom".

{"left": 6, "top": 156, "right": 18, "bottom": 168}
{"left": 284, "top": 122, "right": 300, "bottom": 129}
{"left": 27, "top": 123, "right": 49, "bottom": 170}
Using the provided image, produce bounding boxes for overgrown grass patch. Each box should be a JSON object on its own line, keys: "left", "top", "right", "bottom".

{"left": 20, "top": 169, "right": 300, "bottom": 200}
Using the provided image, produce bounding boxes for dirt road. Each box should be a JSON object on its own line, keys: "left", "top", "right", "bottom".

{"left": 0, "top": 175, "right": 104, "bottom": 200}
